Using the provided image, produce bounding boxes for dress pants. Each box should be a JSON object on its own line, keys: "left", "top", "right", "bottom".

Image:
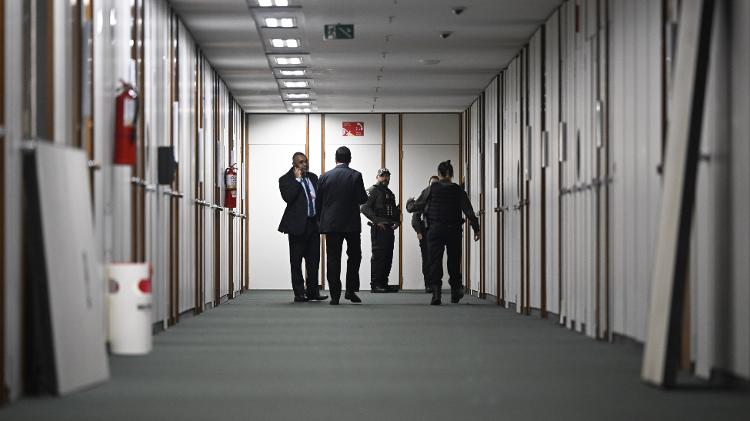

{"left": 426, "top": 223, "right": 463, "bottom": 292}
{"left": 370, "top": 226, "right": 395, "bottom": 289}
{"left": 288, "top": 217, "right": 320, "bottom": 297}
{"left": 325, "top": 232, "right": 361, "bottom": 299}
{"left": 419, "top": 232, "right": 430, "bottom": 289}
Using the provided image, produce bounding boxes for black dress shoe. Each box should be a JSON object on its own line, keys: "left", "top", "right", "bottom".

{"left": 329, "top": 297, "right": 340, "bottom": 305}
{"left": 308, "top": 293, "right": 329, "bottom": 301}
{"left": 385, "top": 285, "right": 400, "bottom": 293}
{"left": 344, "top": 291, "right": 362, "bottom": 303}
{"left": 430, "top": 290, "right": 441, "bottom": 305}
{"left": 424, "top": 287, "right": 433, "bottom": 293}
{"left": 371, "top": 286, "right": 389, "bottom": 293}
{"left": 294, "top": 295, "right": 309, "bottom": 303}
{"left": 450, "top": 287, "right": 465, "bottom": 304}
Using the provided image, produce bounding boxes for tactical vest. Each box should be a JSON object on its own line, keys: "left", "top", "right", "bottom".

{"left": 373, "top": 184, "right": 397, "bottom": 220}
{"left": 426, "top": 182, "right": 462, "bottom": 225}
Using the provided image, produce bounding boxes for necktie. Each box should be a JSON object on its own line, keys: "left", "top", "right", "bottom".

{"left": 302, "top": 178, "right": 315, "bottom": 217}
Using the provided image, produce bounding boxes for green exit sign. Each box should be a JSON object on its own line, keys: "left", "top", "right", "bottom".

{"left": 324, "top": 24, "right": 354, "bottom": 40}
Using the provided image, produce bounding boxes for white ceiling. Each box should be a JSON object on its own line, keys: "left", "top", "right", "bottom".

{"left": 170, "top": 0, "right": 563, "bottom": 113}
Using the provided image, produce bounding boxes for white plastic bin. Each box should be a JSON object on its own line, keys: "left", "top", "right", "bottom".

{"left": 106, "top": 263, "right": 152, "bottom": 355}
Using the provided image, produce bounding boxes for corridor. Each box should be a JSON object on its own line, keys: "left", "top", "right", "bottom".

{"left": 1, "top": 291, "right": 748, "bottom": 421}
{"left": 3, "top": 0, "right": 750, "bottom": 417}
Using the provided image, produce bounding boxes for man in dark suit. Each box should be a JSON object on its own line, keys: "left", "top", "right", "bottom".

{"left": 316, "top": 146, "right": 368, "bottom": 305}
{"left": 278, "top": 152, "right": 328, "bottom": 303}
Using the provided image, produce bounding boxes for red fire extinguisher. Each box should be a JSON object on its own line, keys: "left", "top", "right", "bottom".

{"left": 114, "top": 81, "right": 139, "bottom": 165}
{"left": 224, "top": 164, "right": 238, "bottom": 209}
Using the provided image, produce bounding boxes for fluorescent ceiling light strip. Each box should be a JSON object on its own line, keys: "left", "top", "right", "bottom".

{"left": 275, "top": 56, "right": 302, "bottom": 65}
{"left": 265, "top": 18, "right": 279, "bottom": 27}
{"left": 285, "top": 93, "right": 310, "bottom": 99}
{"left": 270, "top": 38, "right": 299, "bottom": 48}
{"left": 280, "top": 69, "right": 305, "bottom": 76}
{"left": 259, "top": 0, "right": 288, "bottom": 6}
{"left": 282, "top": 81, "right": 308, "bottom": 88}
{"left": 280, "top": 18, "right": 295, "bottom": 27}
{"left": 290, "top": 102, "right": 311, "bottom": 107}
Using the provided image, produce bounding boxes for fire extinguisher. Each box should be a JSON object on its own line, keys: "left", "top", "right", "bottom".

{"left": 224, "top": 164, "right": 238, "bottom": 209}
{"left": 114, "top": 81, "right": 139, "bottom": 165}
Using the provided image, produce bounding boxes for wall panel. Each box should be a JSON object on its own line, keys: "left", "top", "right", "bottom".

{"left": 401, "top": 114, "right": 460, "bottom": 291}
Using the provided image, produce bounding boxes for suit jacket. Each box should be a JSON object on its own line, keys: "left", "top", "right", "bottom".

{"left": 278, "top": 168, "right": 319, "bottom": 236}
{"left": 316, "top": 164, "right": 368, "bottom": 233}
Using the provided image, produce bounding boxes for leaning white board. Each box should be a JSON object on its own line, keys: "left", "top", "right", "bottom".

{"left": 35, "top": 142, "right": 110, "bottom": 394}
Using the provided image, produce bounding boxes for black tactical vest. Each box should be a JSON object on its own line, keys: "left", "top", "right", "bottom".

{"left": 426, "top": 182, "right": 462, "bottom": 225}
{"left": 373, "top": 184, "right": 398, "bottom": 220}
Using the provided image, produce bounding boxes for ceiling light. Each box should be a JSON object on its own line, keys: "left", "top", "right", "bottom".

{"left": 290, "top": 102, "right": 311, "bottom": 107}
{"left": 280, "top": 69, "right": 305, "bottom": 76}
{"left": 275, "top": 56, "right": 303, "bottom": 65}
{"left": 265, "top": 17, "right": 296, "bottom": 28}
{"left": 282, "top": 80, "right": 308, "bottom": 88}
{"left": 285, "top": 93, "right": 310, "bottom": 99}
{"left": 258, "top": 0, "right": 288, "bottom": 6}
{"left": 293, "top": 108, "right": 304, "bottom": 113}
{"left": 270, "top": 38, "right": 300, "bottom": 48}
{"left": 302, "top": 108, "right": 311, "bottom": 113}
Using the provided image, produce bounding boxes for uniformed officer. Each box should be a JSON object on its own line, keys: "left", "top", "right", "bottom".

{"left": 360, "top": 168, "right": 401, "bottom": 293}
{"left": 409, "top": 175, "right": 439, "bottom": 293}
{"left": 407, "top": 160, "right": 480, "bottom": 305}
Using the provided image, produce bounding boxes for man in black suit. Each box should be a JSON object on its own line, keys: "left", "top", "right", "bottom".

{"left": 316, "top": 146, "right": 368, "bottom": 305}
{"left": 278, "top": 152, "right": 328, "bottom": 303}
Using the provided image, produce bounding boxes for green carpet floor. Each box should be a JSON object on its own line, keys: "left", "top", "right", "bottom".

{"left": 1, "top": 290, "right": 748, "bottom": 420}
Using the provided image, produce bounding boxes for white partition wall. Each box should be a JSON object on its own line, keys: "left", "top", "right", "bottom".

{"left": 177, "top": 21, "right": 198, "bottom": 314}
{"left": 144, "top": 0, "right": 171, "bottom": 325}
{"left": 467, "top": 102, "right": 482, "bottom": 295}
{"left": 248, "top": 114, "right": 308, "bottom": 290}
{"left": 202, "top": 64, "right": 216, "bottom": 306}
{"left": 528, "top": 30, "right": 544, "bottom": 311}
{"left": 544, "top": 9, "right": 562, "bottom": 315}
{"left": 323, "top": 114, "right": 382, "bottom": 290}
{"left": 483, "top": 79, "right": 500, "bottom": 298}
{"left": 609, "top": 0, "right": 663, "bottom": 341}
{"left": 401, "top": 114, "right": 461, "bottom": 291}
{"left": 502, "top": 58, "right": 523, "bottom": 310}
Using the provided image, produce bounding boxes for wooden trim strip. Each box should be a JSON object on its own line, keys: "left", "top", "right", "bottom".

{"left": 381, "top": 114, "right": 386, "bottom": 168}
{"left": 320, "top": 114, "right": 326, "bottom": 290}
{"left": 398, "top": 114, "right": 403, "bottom": 288}
{"left": 0, "top": 0, "right": 6, "bottom": 403}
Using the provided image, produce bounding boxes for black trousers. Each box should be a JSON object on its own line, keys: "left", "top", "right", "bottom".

{"left": 288, "top": 218, "right": 320, "bottom": 297}
{"left": 325, "top": 232, "right": 361, "bottom": 298}
{"left": 426, "top": 223, "right": 463, "bottom": 291}
{"left": 419, "top": 232, "right": 430, "bottom": 289}
{"left": 370, "top": 226, "right": 395, "bottom": 288}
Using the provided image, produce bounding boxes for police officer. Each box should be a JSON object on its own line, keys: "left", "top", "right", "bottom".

{"left": 407, "top": 160, "right": 479, "bottom": 305}
{"left": 360, "top": 168, "right": 401, "bottom": 293}
{"left": 408, "top": 175, "right": 439, "bottom": 293}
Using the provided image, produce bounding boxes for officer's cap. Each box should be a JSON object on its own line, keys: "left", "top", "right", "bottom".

{"left": 377, "top": 168, "right": 391, "bottom": 177}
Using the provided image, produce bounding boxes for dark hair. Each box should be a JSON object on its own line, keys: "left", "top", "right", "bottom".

{"left": 428, "top": 175, "right": 439, "bottom": 186}
{"left": 437, "top": 160, "right": 453, "bottom": 178}
{"left": 292, "top": 152, "right": 306, "bottom": 163}
{"left": 335, "top": 146, "right": 352, "bottom": 164}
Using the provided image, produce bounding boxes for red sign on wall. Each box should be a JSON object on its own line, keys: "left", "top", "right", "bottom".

{"left": 342, "top": 121, "right": 364, "bottom": 136}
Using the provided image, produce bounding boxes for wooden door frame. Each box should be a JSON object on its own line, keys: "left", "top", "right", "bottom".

{"left": 168, "top": 12, "right": 179, "bottom": 326}
{"left": 497, "top": 72, "right": 505, "bottom": 306}
{"left": 1, "top": 0, "right": 7, "bottom": 405}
